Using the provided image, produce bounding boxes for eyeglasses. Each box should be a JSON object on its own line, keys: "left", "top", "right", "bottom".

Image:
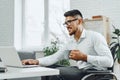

{"left": 63, "top": 18, "right": 78, "bottom": 27}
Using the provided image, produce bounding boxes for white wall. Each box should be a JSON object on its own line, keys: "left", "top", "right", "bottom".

{"left": 0, "top": 0, "right": 14, "bottom": 46}
{"left": 70, "top": 0, "right": 120, "bottom": 29}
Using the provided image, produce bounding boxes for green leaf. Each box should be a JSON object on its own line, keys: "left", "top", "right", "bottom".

{"left": 110, "top": 43, "right": 119, "bottom": 60}
{"left": 112, "top": 37, "right": 117, "bottom": 39}
{"left": 118, "top": 33, "right": 120, "bottom": 36}
{"left": 56, "top": 59, "right": 70, "bottom": 66}
{"left": 113, "top": 29, "right": 120, "bottom": 36}
{"left": 110, "top": 42, "right": 117, "bottom": 46}
{"left": 116, "top": 49, "right": 120, "bottom": 60}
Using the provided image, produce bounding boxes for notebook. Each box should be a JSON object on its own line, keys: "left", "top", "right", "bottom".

{"left": 0, "top": 46, "right": 40, "bottom": 68}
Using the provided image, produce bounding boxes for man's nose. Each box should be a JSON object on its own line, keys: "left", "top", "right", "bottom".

{"left": 67, "top": 22, "right": 71, "bottom": 26}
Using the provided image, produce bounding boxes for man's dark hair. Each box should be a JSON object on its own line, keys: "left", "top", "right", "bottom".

{"left": 64, "top": 9, "right": 83, "bottom": 18}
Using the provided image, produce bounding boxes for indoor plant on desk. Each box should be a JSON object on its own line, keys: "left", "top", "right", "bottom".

{"left": 43, "top": 39, "right": 70, "bottom": 66}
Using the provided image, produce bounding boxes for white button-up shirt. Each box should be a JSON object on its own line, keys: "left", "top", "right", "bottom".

{"left": 38, "top": 29, "right": 113, "bottom": 70}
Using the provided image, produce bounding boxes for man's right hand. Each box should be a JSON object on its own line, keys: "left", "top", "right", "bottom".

{"left": 22, "top": 59, "right": 39, "bottom": 65}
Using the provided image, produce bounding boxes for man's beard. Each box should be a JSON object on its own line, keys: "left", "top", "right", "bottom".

{"left": 69, "top": 29, "right": 76, "bottom": 36}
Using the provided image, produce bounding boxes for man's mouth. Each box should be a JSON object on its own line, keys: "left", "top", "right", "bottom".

{"left": 67, "top": 27, "right": 72, "bottom": 32}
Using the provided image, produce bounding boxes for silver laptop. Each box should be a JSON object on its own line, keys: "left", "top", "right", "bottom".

{"left": 0, "top": 46, "right": 40, "bottom": 68}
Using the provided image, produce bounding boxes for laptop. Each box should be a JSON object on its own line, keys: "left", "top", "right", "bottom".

{"left": 0, "top": 46, "right": 40, "bottom": 68}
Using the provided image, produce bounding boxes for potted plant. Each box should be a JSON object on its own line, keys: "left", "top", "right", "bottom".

{"left": 43, "top": 39, "right": 70, "bottom": 66}
{"left": 110, "top": 25, "right": 120, "bottom": 64}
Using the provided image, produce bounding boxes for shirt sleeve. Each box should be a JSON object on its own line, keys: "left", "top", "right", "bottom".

{"left": 37, "top": 49, "right": 64, "bottom": 66}
{"left": 87, "top": 32, "right": 113, "bottom": 67}
{"left": 37, "top": 44, "right": 69, "bottom": 66}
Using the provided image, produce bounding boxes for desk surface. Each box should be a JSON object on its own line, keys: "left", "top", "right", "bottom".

{"left": 0, "top": 67, "right": 59, "bottom": 79}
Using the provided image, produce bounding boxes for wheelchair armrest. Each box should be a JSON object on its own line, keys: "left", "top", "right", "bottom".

{"left": 82, "top": 71, "right": 117, "bottom": 80}
{"left": 86, "top": 70, "right": 111, "bottom": 74}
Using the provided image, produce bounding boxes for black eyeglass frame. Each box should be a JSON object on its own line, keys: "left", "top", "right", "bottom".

{"left": 63, "top": 18, "right": 78, "bottom": 27}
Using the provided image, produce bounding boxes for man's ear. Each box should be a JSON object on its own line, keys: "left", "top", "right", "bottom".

{"left": 78, "top": 19, "right": 83, "bottom": 24}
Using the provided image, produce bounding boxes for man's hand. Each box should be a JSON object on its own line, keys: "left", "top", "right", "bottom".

{"left": 69, "top": 50, "right": 87, "bottom": 61}
{"left": 22, "top": 59, "right": 39, "bottom": 65}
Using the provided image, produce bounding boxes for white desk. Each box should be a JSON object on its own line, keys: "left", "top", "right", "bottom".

{"left": 0, "top": 67, "right": 59, "bottom": 79}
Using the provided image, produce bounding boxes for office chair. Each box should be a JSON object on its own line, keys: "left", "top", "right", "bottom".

{"left": 81, "top": 49, "right": 118, "bottom": 80}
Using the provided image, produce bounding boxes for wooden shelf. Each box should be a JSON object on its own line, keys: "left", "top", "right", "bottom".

{"left": 83, "top": 16, "right": 110, "bottom": 44}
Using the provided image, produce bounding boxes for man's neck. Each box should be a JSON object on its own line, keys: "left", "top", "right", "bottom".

{"left": 74, "top": 25, "right": 83, "bottom": 41}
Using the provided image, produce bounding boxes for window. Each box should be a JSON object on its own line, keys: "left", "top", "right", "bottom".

{"left": 23, "top": 0, "right": 44, "bottom": 49}
{"left": 14, "top": 0, "right": 70, "bottom": 50}
{"left": 49, "top": 0, "right": 70, "bottom": 45}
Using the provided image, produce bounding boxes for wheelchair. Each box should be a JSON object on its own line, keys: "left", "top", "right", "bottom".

{"left": 81, "top": 68, "right": 117, "bottom": 80}
{"left": 81, "top": 49, "right": 117, "bottom": 80}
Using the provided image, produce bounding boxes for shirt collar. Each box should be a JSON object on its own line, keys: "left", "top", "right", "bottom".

{"left": 81, "top": 28, "right": 86, "bottom": 39}
{"left": 70, "top": 28, "right": 86, "bottom": 42}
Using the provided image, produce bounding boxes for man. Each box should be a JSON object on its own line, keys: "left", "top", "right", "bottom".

{"left": 22, "top": 9, "right": 113, "bottom": 80}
